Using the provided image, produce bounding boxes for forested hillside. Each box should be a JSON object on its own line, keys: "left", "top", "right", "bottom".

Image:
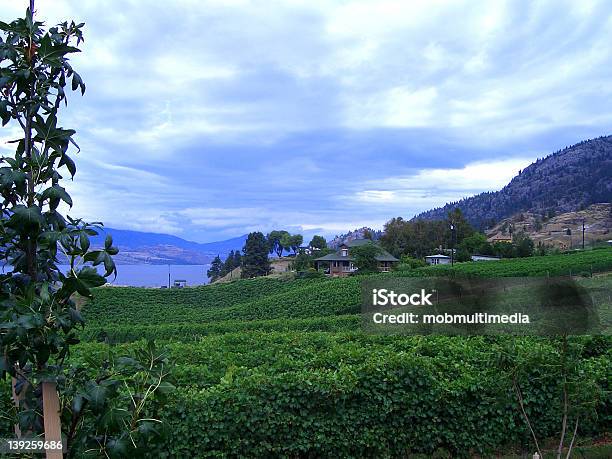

{"left": 415, "top": 136, "right": 612, "bottom": 229}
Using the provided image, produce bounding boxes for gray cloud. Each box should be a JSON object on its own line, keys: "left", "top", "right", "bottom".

{"left": 2, "top": 0, "right": 611, "bottom": 241}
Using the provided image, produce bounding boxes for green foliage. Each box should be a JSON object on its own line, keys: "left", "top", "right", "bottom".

{"left": 513, "top": 231, "right": 535, "bottom": 257}
{"left": 456, "top": 232, "right": 496, "bottom": 262}
{"left": 309, "top": 235, "right": 327, "bottom": 250}
{"left": 422, "top": 248, "right": 612, "bottom": 278}
{"left": 206, "top": 255, "right": 223, "bottom": 281}
{"left": 381, "top": 209, "right": 475, "bottom": 259}
{"left": 349, "top": 242, "right": 382, "bottom": 273}
{"left": 267, "top": 230, "right": 290, "bottom": 257}
{"left": 295, "top": 268, "right": 325, "bottom": 279}
{"left": 241, "top": 232, "right": 270, "bottom": 278}
{"left": 19, "top": 335, "right": 602, "bottom": 458}
{"left": 398, "top": 255, "right": 428, "bottom": 269}
{"left": 59, "top": 341, "right": 174, "bottom": 458}
{"left": 0, "top": 4, "right": 118, "bottom": 431}
{"left": 219, "top": 249, "right": 241, "bottom": 277}
{"left": 292, "top": 251, "right": 314, "bottom": 271}
{"left": 0, "top": 7, "right": 171, "bottom": 456}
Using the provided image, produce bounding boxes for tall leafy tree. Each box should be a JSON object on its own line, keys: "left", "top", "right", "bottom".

{"left": 0, "top": 5, "right": 171, "bottom": 456}
{"left": 446, "top": 208, "right": 474, "bottom": 244}
{"left": 289, "top": 234, "right": 303, "bottom": 254}
{"left": 513, "top": 231, "right": 535, "bottom": 258}
{"left": 279, "top": 232, "right": 292, "bottom": 256}
{"left": 267, "top": 230, "right": 289, "bottom": 258}
{"left": 309, "top": 235, "right": 327, "bottom": 250}
{"left": 241, "top": 232, "right": 270, "bottom": 278}
{"left": 350, "top": 242, "right": 382, "bottom": 274}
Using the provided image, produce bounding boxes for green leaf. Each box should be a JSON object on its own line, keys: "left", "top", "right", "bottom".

{"left": 76, "top": 266, "right": 106, "bottom": 289}
{"left": 41, "top": 184, "right": 73, "bottom": 207}
{"left": 79, "top": 232, "right": 90, "bottom": 252}
{"left": 71, "top": 71, "right": 85, "bottom": 95}
{"left": 71, "top": 394, "right": 84, "bottom": 414}
{"left": 7, "top": 205, "right": 44, "bottom": 232}
{"left": 0, "top": 168, "right": 26, "bottom": 187}
{"left": 0, "top": 100, "right": 10, "bottom": 126}
{"left": 59, "top": 154, "right": 76, "bottom": 178}
{"left": 85, "top": 383, "right": 107, "bottom": 411}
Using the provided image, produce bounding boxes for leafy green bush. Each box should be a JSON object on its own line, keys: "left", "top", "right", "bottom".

{"left": 151, "top": 340, "right": 609, "bottom": 457}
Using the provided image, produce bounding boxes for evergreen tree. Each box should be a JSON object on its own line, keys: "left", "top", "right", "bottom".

{"left": 207, "top": 255, "right": 223, "bottom": 281}
{"left": 241, "top": 232, "right": 271, "bottom": 278}
{"left": 233, "top": 250, "right": 242, "bottom": 267}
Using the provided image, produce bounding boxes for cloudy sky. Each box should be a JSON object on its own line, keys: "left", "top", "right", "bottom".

{"left": 2, "top": 0, "right": 612, "bottom": 242}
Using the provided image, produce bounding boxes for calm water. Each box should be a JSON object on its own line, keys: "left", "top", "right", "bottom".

{"left": 58, "top": 264, "right": 211, "bottom": 287}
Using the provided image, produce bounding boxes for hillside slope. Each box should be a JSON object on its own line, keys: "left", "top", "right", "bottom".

{"left": 415, "top": 136, "right": 612, "bottom": 229}
{"left": 486, "top": 203, "right": 611, "bottom": 249}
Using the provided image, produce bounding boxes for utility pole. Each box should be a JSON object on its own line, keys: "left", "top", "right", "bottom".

{"left": 582, "top": 218, "right": 585, "bottom": 250}
{"left": 168, "top": 264, "right": 171, "bottom": 288}
{"left": 450, "top": 223, "right": 455, "bottom": 266}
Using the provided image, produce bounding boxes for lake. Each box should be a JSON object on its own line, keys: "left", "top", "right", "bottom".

{"left": 59, "top": 264, "right": 211, "bottom": 288}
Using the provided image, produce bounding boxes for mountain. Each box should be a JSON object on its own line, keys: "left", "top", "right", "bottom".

{"left": 327, "top": 227, "right": 382, "bottom": 249}
{"left": 89, "top": 228, "right": 247, "bottom": 265}
{"left": 414, "top": 135, "right": 612, "bottom": 229}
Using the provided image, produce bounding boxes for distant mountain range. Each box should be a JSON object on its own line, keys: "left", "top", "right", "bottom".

{"left": 415, "top": 135, "right": 612, "bottom": 229}
{"left": 89, "top": 228, "right": 247, "bottom": 265}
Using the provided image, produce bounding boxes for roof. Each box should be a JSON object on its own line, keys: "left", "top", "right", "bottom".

{"left": 425, "top": 254, "right": 450, "bottom": 259}
{"left": 488, "top": 234, "right": 513, "bottom": 241}
{"left": 315, "top": 239, "right": 399, "bottom": 262}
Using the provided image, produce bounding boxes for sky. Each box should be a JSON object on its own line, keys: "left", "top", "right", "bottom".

{"left": 2, "top": 0, "right": 612, "bottom": 243}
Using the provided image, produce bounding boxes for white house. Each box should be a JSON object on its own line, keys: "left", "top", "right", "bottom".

{"left": 471, "top": 255, "right": 501, "bottom": 262}
{"left": 425, "top": 254, "right": 451, "bottom": 265}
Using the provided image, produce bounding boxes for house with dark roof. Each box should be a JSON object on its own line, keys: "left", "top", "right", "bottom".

{"left": 314, "top": 239, "right": 399, "bottom": 277}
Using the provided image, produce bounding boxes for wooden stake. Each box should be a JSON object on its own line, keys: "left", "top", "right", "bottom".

{"left": 11, "top": 376, "right": 23, "bottom": 438}
{"left": 42, "top": 382, "right": 63, "bottom": 459}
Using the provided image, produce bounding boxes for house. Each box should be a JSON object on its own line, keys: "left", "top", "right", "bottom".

{"left": 425, "top": 254, "right": 451, "bottom": 265}
{"left": 172, "top": 279, "right": 187, "bottom": 288}
{"left": 488, "top": 234, "right": 513, "bottom": 243}
{"left": 314, "top": 239, "right": 398, "bottom": 277}
{"left": 297, "top": 245, "right": 314, "bottom": 255}
{"left": 471, "top": 254, "right": 501, "bottom": 262}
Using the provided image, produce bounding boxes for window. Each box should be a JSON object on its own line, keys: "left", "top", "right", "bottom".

{"left": 341, "top": 248, "right": 348, "bottom": 257}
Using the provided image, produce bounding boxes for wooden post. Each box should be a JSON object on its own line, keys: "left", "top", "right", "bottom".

{"left": 11, "top": 377, "right": 23, "bottom": 437}
{"left": 42, "top": 382, "right": 63, "bottom": 459}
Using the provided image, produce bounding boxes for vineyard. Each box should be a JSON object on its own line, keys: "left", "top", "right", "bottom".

{"left": 1, "top": 249, "right": 611, "bottom": 456}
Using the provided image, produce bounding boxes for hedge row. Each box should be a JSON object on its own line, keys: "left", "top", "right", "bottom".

{"left": 153, "top": 350, "right": 610, "bottom": 458}
{"left": 80, "top": 315, "right": 362, "bottom": 343}
{"left": 82, "top": 276, "right": 324, "bottom": 326}
{"left": 1, "top": 336, "right": 609, "bottom": 455}
{"left": 418, "top": 248, "right": 612, "bottom": 278}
